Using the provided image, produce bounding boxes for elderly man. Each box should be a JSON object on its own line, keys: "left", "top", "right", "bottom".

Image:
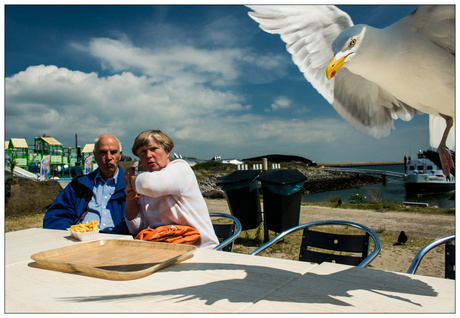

{"left": 43, "top": 134, "right": 129, "bottom": 234}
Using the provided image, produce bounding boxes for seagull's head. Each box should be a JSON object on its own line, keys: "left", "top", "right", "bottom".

{"left": 326, "top": 24, "right": 367, "bottom": 79}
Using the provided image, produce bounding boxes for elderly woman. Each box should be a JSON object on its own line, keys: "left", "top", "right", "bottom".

{"left": 123, "top": 130, "right": 219, "bottom": 249}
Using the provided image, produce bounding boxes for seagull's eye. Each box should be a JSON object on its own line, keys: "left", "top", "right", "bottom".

{"left": 349, "top": 39, "right": 357, "bottom": 47}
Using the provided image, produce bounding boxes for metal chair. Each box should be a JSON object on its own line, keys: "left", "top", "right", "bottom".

{"left": 250, "top": 220, "right": 381, "bottom": 267}
{"left": 407, "top": 234, "right": 455, "bottom": 279}
{"left": 210, "top": 213, "right": 242, "bottom": 252}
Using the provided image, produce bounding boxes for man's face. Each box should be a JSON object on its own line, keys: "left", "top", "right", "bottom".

{"left": 94, "top": 136, "right": 122, "bottom": 180}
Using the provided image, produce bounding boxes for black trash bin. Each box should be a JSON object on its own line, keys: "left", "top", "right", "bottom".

{"left": 216, "top": 170, "right": 262, "bottom": 230}
{"left": 259, "top": 169, "right": 307, "bottom": 233}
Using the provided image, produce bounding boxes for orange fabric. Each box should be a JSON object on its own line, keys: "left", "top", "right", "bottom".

{"left": 135, "top": 225, "right": 200, "bottom": 245}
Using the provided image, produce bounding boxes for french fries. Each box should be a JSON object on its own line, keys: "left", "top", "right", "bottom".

{"left": 70, "top": 220, "right": 99, "bottom": 232}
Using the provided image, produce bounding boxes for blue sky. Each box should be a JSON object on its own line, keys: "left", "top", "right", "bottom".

{"left": 5, "top": 4, "right": 440, "bottom": 163}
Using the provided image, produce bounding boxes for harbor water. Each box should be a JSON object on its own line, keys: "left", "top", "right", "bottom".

{"left": 301, "top": 164, "right": 455, "bottom": 209}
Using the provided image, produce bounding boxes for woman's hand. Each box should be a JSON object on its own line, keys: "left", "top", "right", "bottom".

{"left": 124, "top": 183, "right": 141, "bottom": 221}
{"left": 125, "top": 183, "right": 141, "bottom": 200}
{"left": 124, "top": 167, "right": 140, "bottom": 200}
{"left": 123, "top": 167, "right": 136, "bottom": 184}
{"left": 125, "top": 184, "right": 141, "bottom": 200}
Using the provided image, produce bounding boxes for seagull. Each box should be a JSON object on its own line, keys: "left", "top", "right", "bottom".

{"left": 247, "top": 5, "right": 455, "bottom": 177}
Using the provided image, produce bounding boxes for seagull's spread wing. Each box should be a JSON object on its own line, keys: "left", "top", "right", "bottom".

{"left": 398, "top": 5, "right": 454, "bottom": 55}
{"left": 248, "top": 5, "right": 420, "bottom": 138}
{"left": 248, "top": 5, "right": 352, "bottom": 103}
{"left": 332, "top": 69, "right": 419, "bottom": 138}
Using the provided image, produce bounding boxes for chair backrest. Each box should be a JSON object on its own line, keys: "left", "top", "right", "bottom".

{"left": 407, "top": 234, "right": 455, "bottom": 279}
{"left": 445, "top": 240, "right": 455, "bottom": 279}
{"left": 213, "top": 224, "right": 236, "bottom": 252}
{"left": 250, "top": 220, "right": 381, "bottom": 267}
{"left": 210, "top": 213, "right": 242, "bottom": 252}
{"left": 300, "top": 228, "right": 370, "bottom": 266}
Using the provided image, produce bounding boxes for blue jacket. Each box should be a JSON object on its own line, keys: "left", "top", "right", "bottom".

{"left": 43, "top": 167, "right": 130, "bottom": 235}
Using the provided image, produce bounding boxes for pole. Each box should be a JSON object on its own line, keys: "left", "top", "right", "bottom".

{"left": 263, "top": 211, "right": 269, "bottom": 243}
{"left": 262, "top": 158, "right": 268, "bottom": 171}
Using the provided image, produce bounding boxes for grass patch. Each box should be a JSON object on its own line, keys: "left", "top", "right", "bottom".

{"left": 6, "top": 213, "right": 45, "bottom": 232}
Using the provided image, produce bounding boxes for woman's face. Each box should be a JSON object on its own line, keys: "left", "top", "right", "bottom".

{"left": 137, "top": 136, "right": 171, "bottom": 172}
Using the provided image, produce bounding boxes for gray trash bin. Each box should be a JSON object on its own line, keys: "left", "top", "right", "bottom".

{"left": 259, "top": 169, "right": 307, "bottom": 233}
{"left": 216, "top": 170, "right": 262, "bottom": 230}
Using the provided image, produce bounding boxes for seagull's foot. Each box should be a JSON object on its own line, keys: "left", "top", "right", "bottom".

{"left": 439, "top": 146, "right": 455, "bottom": 179}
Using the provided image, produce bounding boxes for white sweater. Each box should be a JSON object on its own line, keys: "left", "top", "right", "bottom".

{"left": 126, "top": 159, "right": 219, "bottom": 249}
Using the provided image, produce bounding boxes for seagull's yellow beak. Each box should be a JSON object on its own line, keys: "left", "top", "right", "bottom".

{"left": 326, "top": 56, "right": 346, "bottom": 80}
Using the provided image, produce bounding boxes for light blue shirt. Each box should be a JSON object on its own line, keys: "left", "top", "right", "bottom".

{"left": 80, "top": 169, "right": 118, "bottom": 232}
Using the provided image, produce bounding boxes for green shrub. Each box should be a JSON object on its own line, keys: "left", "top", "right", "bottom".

{"left": 191, "top": 161, "right": 237, "bottom": 183}
{"left": 328, "top": 195, "right": 341, "bottom": 204}
{"left": 348, "top": 193, "right": 367, "bottom": 204}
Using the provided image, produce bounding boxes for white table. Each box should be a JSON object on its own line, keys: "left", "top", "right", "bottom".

{"left": 246, "top": 261, "right": 455, "bottom": 313}
{"left": 5, "top": 228, "right": 455, "bottom": 313}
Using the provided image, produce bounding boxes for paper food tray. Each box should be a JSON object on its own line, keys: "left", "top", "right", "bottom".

{"left": 67, "top": 229, "right": 99, "bottom": 241}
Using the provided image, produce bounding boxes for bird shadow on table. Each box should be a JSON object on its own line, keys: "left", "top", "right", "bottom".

{"left": 56, "top": 261, "right": 440, "bottom": 310}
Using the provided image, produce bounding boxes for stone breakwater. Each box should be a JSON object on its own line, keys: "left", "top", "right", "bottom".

{"left": 199, "top": 169, "right": 382, "bottom": 198}
{"left": 300, "top": 169, "right": 381, "bottom": 194}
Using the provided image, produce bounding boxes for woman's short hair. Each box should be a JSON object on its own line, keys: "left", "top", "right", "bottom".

{"left": 132, "top": 130, "right": 174, "bottom": 156}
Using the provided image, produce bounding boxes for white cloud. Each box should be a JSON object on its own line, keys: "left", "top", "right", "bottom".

{"left": 88, "top": 37, "right": 246, "bottom": 85}
{"left": 270, "top": 96, "right": 292, "bottom": 111}
{"left": 5, "top": 63, "right": 356, "bottom": 160}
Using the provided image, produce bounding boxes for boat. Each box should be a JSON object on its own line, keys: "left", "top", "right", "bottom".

{"left": 403, "top": 149, "right": 455, "bottom": 196}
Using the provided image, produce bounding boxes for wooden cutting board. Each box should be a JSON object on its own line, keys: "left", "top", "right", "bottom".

{"left": 31, "top": 239, "right": 196, "bottom": 280}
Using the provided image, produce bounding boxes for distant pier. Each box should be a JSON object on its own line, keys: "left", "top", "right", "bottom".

{"left": 322, "top": 164, "right": 406, "bottom": 185}
{"left": 318, "top": 161, "right": 403, "bottom": 167}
